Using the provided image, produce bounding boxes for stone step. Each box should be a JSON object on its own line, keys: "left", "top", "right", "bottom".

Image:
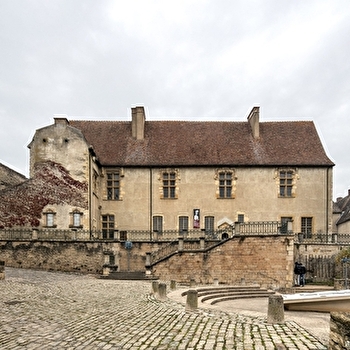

{"left": 201, "top": 290, "right": 275, "bottom": 303}
{"left": 181, "top": 285, "right": 261, "bottom": 297}
{"left": 100, "top": 271, "right": 157, "bottom": 280}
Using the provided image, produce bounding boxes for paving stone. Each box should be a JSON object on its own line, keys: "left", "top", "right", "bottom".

{"left": 0, "top": 268, "right": 328, "bottom": 349}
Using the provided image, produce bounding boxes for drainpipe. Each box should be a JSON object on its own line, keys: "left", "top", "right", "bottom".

{"left": 88, "top": 150, "right": 92, "bottom": 238}
{"left": 150, "top": 167, "right": 153, "bottom": 240}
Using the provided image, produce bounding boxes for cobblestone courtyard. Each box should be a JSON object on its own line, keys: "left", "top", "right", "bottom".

{"left": 0, "top": 268, "right": 327, "bottom": 349}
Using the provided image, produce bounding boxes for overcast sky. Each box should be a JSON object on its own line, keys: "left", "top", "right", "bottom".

{"left": 1, "top": 0, "right": 349, "bottom": 200}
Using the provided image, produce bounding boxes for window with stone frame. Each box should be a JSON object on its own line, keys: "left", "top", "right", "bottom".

{"left": 102, "top": 215, "right": 115, "bottom": 239}
{"left": 179, "top": 216, "right": 188, "bottom": 233}
{"left": 70, "top": 210, "right": 83, "bottom": 228}
{"left": 237, "top": 214, "right": 245, "bottom": 223}
{"left": 301, "top": 217, "right": 313, "bottom": 238}
{"left": 204, "top": 216, "right": 214, "bottom": 234}
{"left": 44, "top": 209, "right": 56, "bottom": 228}
{"left": 280, "top": 216, "right": 293, "bottom": 234}
{"left": 153, "top": 216, "right": 163, "bottom": 232}
{"left": 106, "top": 171, "right": 120, "bottom": 200}
{"left": 159, "top": 169, "right": 179, "bottom": 199}
{"left": 215, "top": 169, "right": 236, "bottom": 199}
{"left": 278, "top": 169, "right": 296, "bottom": 198}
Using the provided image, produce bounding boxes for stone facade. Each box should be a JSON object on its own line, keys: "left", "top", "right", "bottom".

{"left": 0, "top": 106, "right": 334, "bottom": 239}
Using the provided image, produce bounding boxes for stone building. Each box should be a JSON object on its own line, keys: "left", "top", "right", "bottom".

{"left": 333, "top": 189, "right": 350, "bottom": 234}
{"left": 1, "top": 106, "right": 334, "bottom": 235}
{"left": 0, "top": 163, "right": 26, "bottom": 191}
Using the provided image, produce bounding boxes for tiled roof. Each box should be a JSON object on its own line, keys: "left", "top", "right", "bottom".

{"left": 334, "top": 191, "right": 350, "bottom": 225}
{"left": 69, "top": 120, "right": 334, "bottom": 167}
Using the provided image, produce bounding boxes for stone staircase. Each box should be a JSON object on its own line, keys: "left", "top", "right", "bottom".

{"left": 181, "top": 285, "right": 275, "bottom": 305}
{"left": 99, "top": 271, "right": 158, "bottom": 280}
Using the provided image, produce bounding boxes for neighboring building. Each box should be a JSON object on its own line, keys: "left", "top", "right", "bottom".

{"left": 1, "top": 106, "right": 334, "bottom": 236}
{"left": 0, "top": 163, "right": 26, "bottom": 191}
{"left": 333, "top": 189, "right": 350, "bottom": 234}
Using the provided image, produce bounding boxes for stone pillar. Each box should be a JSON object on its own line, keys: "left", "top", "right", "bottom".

{"left": 267, "top": 294, "right": 285, "bottom": 324}
{"left": 329, "top": 312, "right": 350, "bottom": 350}
{"left": 186, "top": 289, "right": 198, "bottom": 311}
{"left": 152, "top": 281, "right": 159, "bottom": 295}
{"left": 200, "top": 237, "right": 205, "bottom": 249}
{"left": 158, "top": 283, "right": 167, "bottom": 300}
{"left": 32, "top": 228, "right": 38, "bottom": 240}
{"left": 332, "top": 233, "right": 338, "bottom": 244}
{"left": 297, "top": 232, "right": 304, "bottom": 242}
{"left": 178, "top": 237, "right": 184, "bottom": 252}
{"left": 170, "top": 280, "right": 177, "bottom": 290}
{"left": 190, "top": 279, "right": 196, "bottom": 287}
{"left": 213, "top": 278, "right": 219, "bottom": 286}
{"left": 145, "top": 252, "right": 151, "bottom": 267}
{"left": 152, "top": 231, "right": 158, "bottom": 241}
{"left": 0, "top": 261, "right": 5, "bottom": 280}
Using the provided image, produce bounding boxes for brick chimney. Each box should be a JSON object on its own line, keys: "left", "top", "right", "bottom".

{"left": 247, "top": 106, "right": 260, "bottom": 139}
{"left": 131, "top": 106, "right": 145, "bottom": 140}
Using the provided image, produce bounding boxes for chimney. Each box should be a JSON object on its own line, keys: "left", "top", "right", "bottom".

{"left": 54, "top": 114, "right": 69, "bottom": 126}
{"left": 247, "top": 106, "right": 260, "bottom": 139}
{"left": 131, "top": 106, "right": 145, "bottom": 140}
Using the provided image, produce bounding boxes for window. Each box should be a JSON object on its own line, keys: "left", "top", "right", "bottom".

{"left": 219, "top": 171, "right": 232, "bottom": 198}
{"left": 237, "top": 214, "right": 245, "bottom": 223}
{"left": 120, "top": 231, "right": 127, "bottom": 241}
{"left": 179, "top": 216, "right": 188, "bottom": 233}
{"left": 280, "top": 217, "right": 292, "bottom": 234}
{"left": 70, "top": 210, "right": 83, "bottom": 228}
{"left": 102, "top": 215, "right": 115, "bottom": 239}
{"left": 279, "top": 170, "right": 293, "bottom": 197}
{"left": 301, "top": 217, "right": 313, "bottom": 238}
{"left": 107, "top": 172, "right": 120, "bottom": 200}
{"left": 46, "top": 212, "right": 55, "bottom": 227}
{"left": 153, "top": 216, "right": 163, "bottom": 232}
{"left": 163, "top": 171, "right": 176, "bottom": 198}
{"left": 205, "top": 216, "right": 214, "bottom": 234}
{"left": 43, "top": 210, "right": 56, "bottom": 228}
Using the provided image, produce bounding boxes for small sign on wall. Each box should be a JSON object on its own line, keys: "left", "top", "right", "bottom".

{"left": 193, "top": 209, "right": 200, "bottom": 229}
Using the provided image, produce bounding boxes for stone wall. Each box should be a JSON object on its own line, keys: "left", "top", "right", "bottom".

{"left": 329, "top": 312, "right": 350, "bottom": 349}
{"left": 0, "top": 241, "right": 104, "bottom": 274}
{"left": 152, "top": 235, "right": 294, "bottom": 289}
{"left": 0, "top": 235, "right": 293, "bottom": 288}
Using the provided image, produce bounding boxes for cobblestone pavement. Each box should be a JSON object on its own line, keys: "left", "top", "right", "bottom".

{"left": 0, "top": 268, "right": 327, "bottom": 350}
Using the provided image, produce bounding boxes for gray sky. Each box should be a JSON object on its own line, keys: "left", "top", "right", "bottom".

{"left": 1, "top": 0, "right": 349, "bottom": 200}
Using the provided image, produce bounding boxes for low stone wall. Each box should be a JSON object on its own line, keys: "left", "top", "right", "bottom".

{"left": 329, "top": 312, "right": 350, "bottom": 349}
{"left": 0, "top": 241, "right": 104, "bottom": 274}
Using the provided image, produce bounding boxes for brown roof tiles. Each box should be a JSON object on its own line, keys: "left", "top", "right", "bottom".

{"left": 69, "top": 119, "right": 334, "bottom": 167}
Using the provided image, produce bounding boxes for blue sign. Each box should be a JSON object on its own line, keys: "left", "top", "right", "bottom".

{"left": 125, "top": 241, "right": 133, "bottom": 250}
